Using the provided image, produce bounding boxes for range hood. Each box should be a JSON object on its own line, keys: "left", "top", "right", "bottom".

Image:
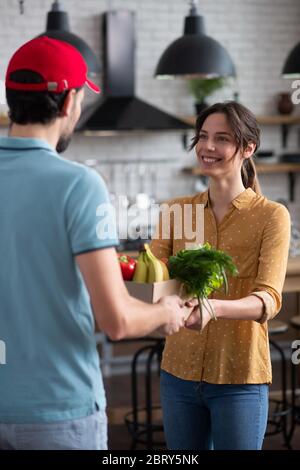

{"left": 77, "top": 10, "right": 191, "bottom": 135}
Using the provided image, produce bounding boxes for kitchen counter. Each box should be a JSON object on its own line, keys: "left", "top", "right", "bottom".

{"left": 284, "top": 255, "right": 300, "bottom": 293}
{"left": 123, "top": 251, "right": 139, "bottom": 259}
{"left": 106, "top": 256, "right": 300, "bottom": 425}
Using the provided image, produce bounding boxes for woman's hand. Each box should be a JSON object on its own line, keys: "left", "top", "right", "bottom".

{"left": 184, "top": 298, "right": 216, "bottom": 331}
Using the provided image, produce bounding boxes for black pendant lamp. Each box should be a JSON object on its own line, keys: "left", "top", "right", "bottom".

{"left": 39, "top": 1, "right": 100, "bottom": 74}
{"left": 155, "top": 0, "right": 235, "bottom": 79}
{"left": 282, "top": 41, "right": 300, "bottom": 78}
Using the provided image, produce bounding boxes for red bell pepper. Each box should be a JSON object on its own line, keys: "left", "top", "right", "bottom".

{"left": 117, "top": 253, "right": 136, "bottom": 281}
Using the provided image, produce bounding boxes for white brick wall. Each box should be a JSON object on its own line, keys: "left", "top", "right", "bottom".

{"left": 0, "top": 0, "right": 300, "bottom": 202}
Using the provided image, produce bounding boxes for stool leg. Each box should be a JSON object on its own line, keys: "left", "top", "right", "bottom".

{"left": 130, "top": 345, "right": 152, "bottom": 450}
{"left": 126, "top": 341, "right": 165, "bottom": 450}
{"left": 130, "top": 347, "right": 141, "bottom": 450}
{"left": 269, "top": 339, "right": 291, "bottom": 448}
{"left": 286, "top": 353, "right": 298, "bottom": 448}
{"left": 145, "top": 345, "right": 158, "bottom": 449}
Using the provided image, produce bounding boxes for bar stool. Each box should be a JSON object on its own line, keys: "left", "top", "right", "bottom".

{"left": 266, "top": 319, "right": 292, "bottom": 448}
{"left": 124, "top": 338, "right": 165, "bottom": 450}
{"left": 286, "top": 315, "right": 300, "bottom": 447}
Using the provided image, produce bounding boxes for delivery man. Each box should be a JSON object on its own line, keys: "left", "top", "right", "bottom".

{"left": 0, "top": 36, "right": 187, "bottom": 450}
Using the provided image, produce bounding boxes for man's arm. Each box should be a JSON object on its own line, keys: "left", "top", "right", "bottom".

{"left": 76, "top": 247, "right": 186, "bottom": 340}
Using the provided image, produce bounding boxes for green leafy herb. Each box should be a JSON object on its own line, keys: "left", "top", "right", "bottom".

{"left": 168, "top": 243, "right": 238, "bottom": 325}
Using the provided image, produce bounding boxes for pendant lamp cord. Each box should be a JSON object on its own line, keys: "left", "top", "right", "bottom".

{"left": 19, "top": 0, "right": 24, "bottom": 14}
{"left": 189, "top": 0, "right": 198, "bottom": 15}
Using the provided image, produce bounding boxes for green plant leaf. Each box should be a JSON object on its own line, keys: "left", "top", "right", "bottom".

{"left": 188, "top": 77, "right": 227, "bottom": 103}
{"left": 168, "top": 243, "right": 238, "bottom": 300}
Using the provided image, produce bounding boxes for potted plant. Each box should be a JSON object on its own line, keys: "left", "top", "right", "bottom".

{"left": 188, "top": 77, "right": 227, "bottom": 115}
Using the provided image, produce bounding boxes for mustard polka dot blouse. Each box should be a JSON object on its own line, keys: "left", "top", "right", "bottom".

{"left": 150, "top": 188, "right": 291, "bottom": 384}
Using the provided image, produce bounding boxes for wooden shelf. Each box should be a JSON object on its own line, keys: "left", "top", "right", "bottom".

{"left": 181, "top": 116, "right": 196, "bottom": 126}
{"left": 256, "top": 163, "right": 300, "bottom": 173}
{"left": 2, "top": 113, "right": 300, "bottom": 129}
{"left": 256, "top": 115, "right": 300, "bottom": 125}
{"left": 183, "top": 163, "right": 300, "bottom": 201}
{"left": 181, "top": 114, "right": 300, "bottom": 149}
{"left": 181, "top": 115, "right": 300, "bottom": 127}
{"left": 183, "top": 163, "right": 300, "bottom": 176}
{"left": 0, "top": 114, "right": 9, "bottom": 127}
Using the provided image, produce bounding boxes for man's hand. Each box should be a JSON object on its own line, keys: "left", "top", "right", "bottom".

{"left": 184, "top": 298, "right": 215, "bottom": 331}
{"left": 77, "top": 248, "right": 190, "bottom": 340}
{"left": 156, "top": 295, "right": 190, "bottom": 336}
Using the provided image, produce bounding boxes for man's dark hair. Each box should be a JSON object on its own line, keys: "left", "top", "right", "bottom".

{"left": 6, "top": 70, "right": 74, "bottom": 125}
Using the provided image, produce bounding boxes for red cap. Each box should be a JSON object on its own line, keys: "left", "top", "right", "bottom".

{"left": 5, "top": 36, "right": 100, "bottom": 94}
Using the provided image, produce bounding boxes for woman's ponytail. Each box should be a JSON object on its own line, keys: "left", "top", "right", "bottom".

{"left": 241, "top": 158, "right": 261, "bottom": 194}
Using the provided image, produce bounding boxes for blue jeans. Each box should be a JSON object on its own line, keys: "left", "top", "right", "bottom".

{"left": 0, "top": 409, "right": 107, "bottom": 450}
{"left": 160, "top": 370, "right": 269, "bottom": 450}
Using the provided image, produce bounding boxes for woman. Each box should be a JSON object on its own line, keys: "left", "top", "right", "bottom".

{"left": 150, "top": 101, "right": 291, "bottom": 450}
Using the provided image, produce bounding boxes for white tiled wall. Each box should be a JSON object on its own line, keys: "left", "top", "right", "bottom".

{"left": 0, "top": 0, "right": 300, "bottom": 202}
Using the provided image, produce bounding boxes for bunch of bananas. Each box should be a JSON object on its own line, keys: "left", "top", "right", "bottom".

{"left": 132, "top": 244, "right": 170, "bottom": 283}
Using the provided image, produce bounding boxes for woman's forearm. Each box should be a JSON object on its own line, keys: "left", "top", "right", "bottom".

{"left": 213, "top": 295, "right": 264, "bottom": 321}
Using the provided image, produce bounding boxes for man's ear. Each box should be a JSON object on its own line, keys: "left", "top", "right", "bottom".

{"left": 243, "top": 142, "right": 256, "bottom": 160}
{"left": 60, "top": 90, "right": 76, "bottom": 117}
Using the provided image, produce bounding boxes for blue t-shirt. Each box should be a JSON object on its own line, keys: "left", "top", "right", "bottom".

{"left": 0, "top": 137, "right": 118, "bottom": 423}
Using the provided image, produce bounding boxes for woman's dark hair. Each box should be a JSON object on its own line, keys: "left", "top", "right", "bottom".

{"left": 190, "top": 101, "right": 261, "bottom": 194}
{"left": 6, "top": 69, "right": 80, "bottom": 125}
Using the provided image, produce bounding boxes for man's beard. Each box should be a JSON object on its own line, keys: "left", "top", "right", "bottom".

{"left": 56, "top": 134, "right": 72, "bottom": 153}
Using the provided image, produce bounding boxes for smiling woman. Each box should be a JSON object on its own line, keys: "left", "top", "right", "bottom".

{"left": 150, "top": 100, "right": 291, "bottom": 451}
